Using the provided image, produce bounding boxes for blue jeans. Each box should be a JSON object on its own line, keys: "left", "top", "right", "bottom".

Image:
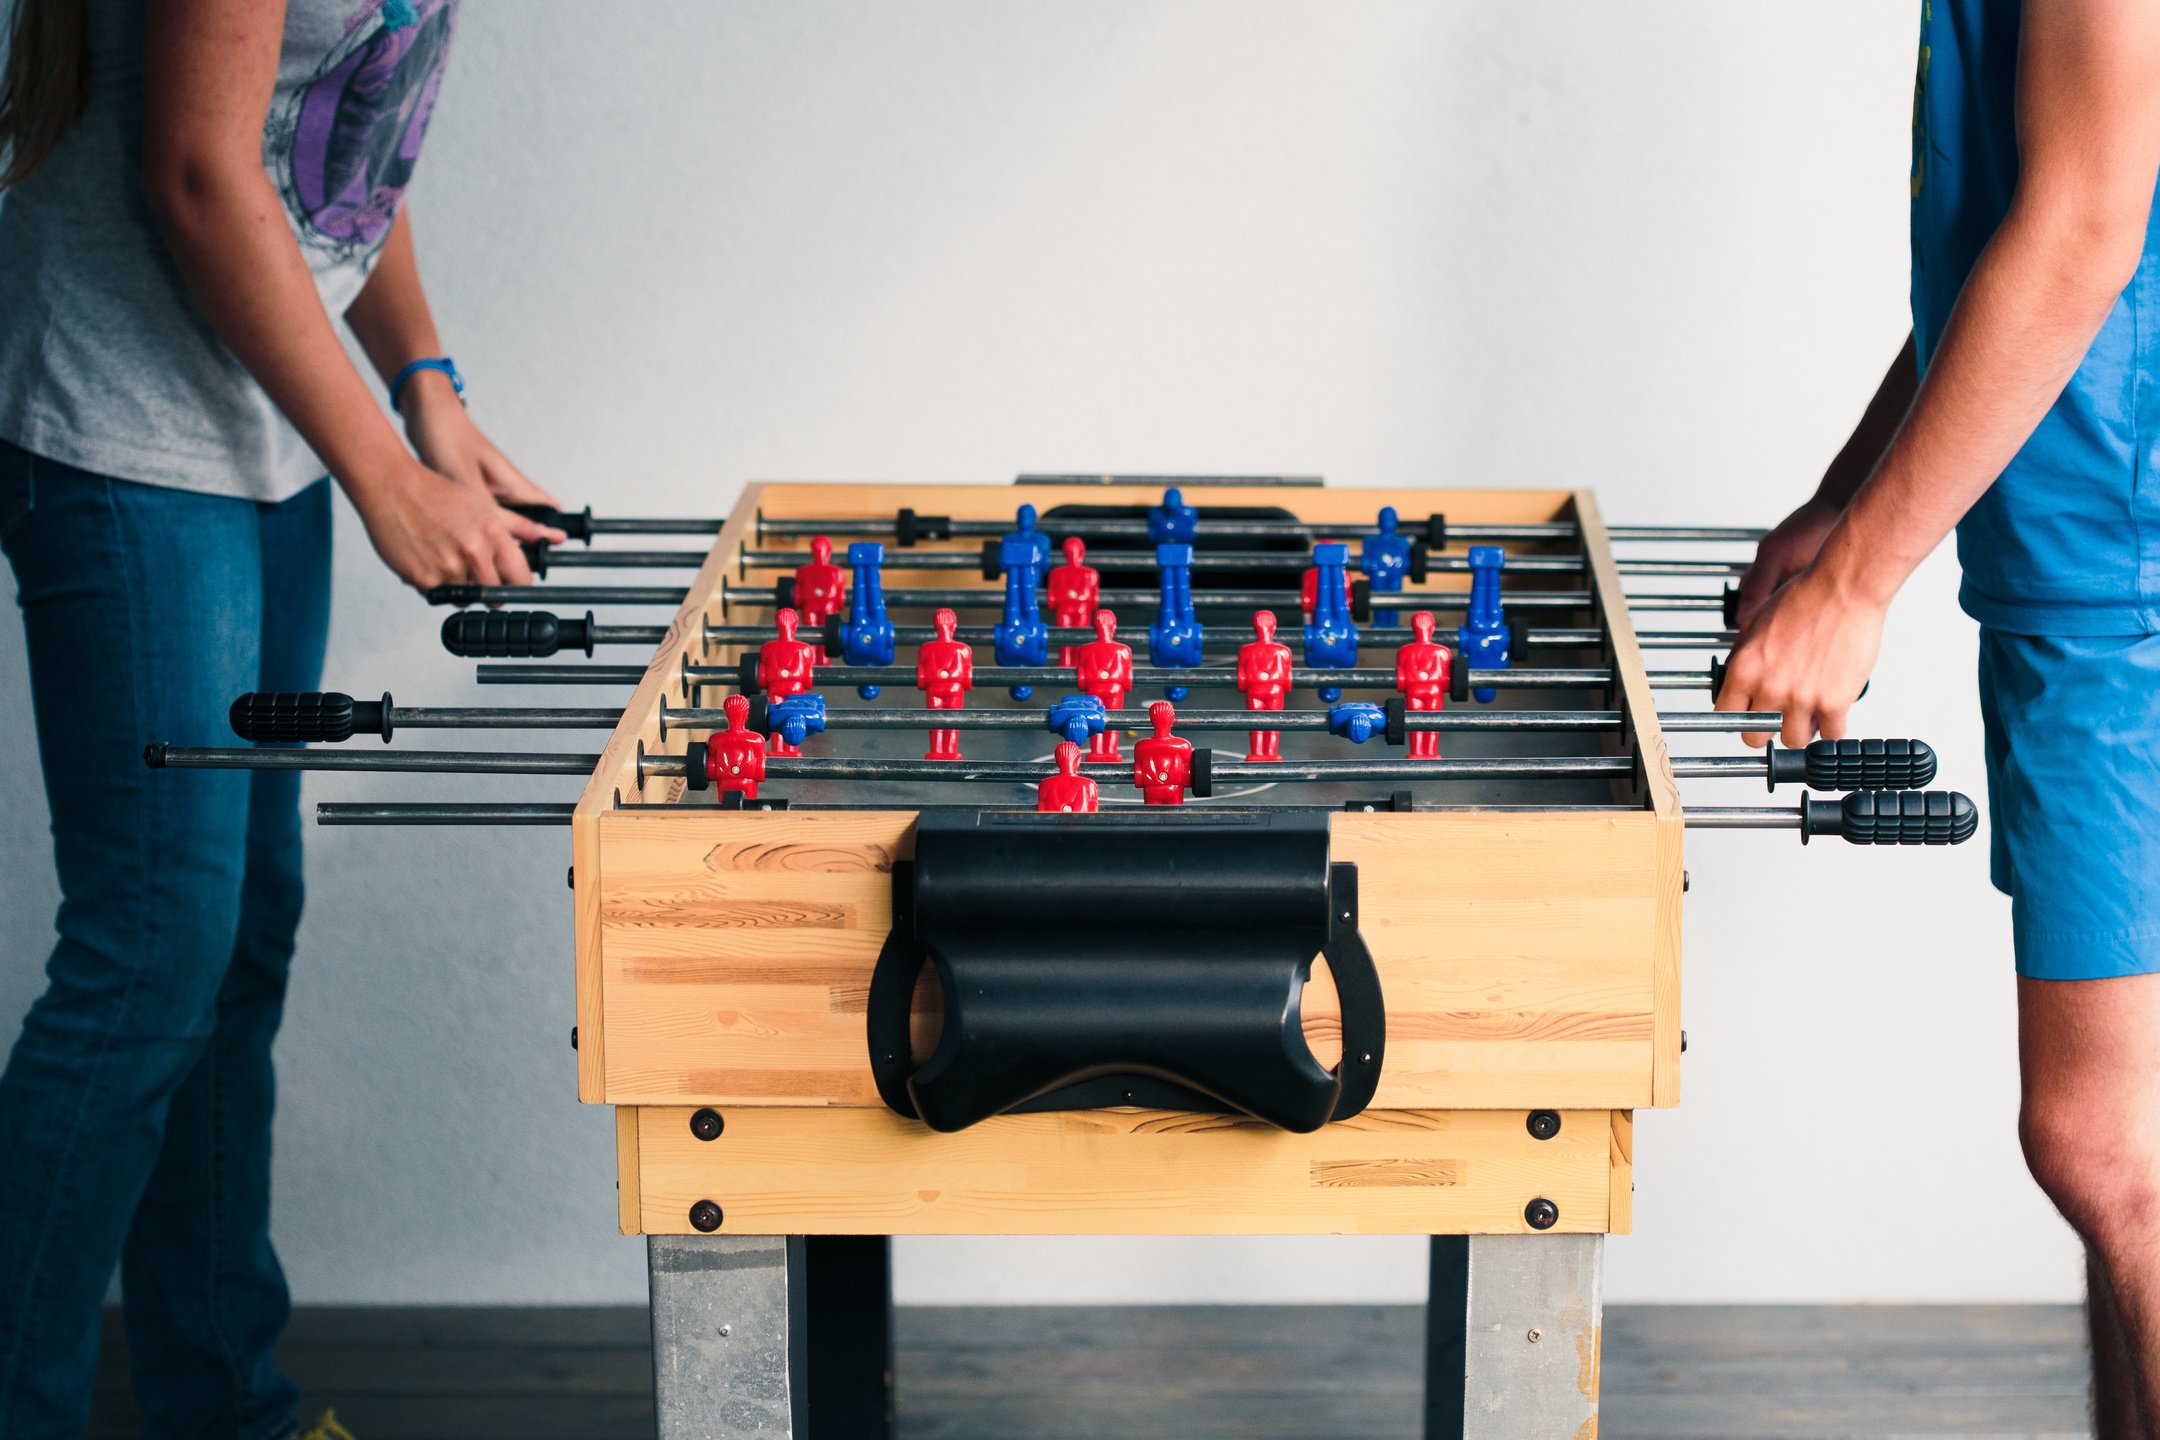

{"left": 0, "top": 440, "right": 328, "bottom": 1440}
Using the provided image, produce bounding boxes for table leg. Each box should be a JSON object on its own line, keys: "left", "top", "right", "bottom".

{"left": 650, "top": 1234, "right": 808, "bottom": 1439}
{"left": 1425, "top": 1233, "right": 1606, "bottom": 1440}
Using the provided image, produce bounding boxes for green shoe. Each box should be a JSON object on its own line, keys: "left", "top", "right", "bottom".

{"left": 297, "top": 1410, "right": 357, "bottom": 1440}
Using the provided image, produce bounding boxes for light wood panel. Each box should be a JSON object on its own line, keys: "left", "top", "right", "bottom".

{"left": 630, "top": 1105, "right": 1616, "bottom": 1236}
{"left": 594, "top": 808, "right": 1661, "bottom": 1110}
{"left": 614, "top": 1106, "right": 641, "bottom": 1235}
{"left": 1571, "top": 490, "right": 1687, "bottom": 1107}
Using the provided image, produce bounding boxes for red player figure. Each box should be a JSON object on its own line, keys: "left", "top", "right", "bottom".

{"left": 705, "top": 693, "right": 768, "bottom": 800}
{"left": 1235, "top": 609, "right": 1294, "bottom": 762}
{"left": 757, "top": 607, "right": 819, "bottom": 756}
{"left": 1036, "top": 740, "right": 1099, "bottom": 813}
{"left": 1073, "top": 609, "right": 1135, "bottom": 760}
{"left": 1301, "top": 539, "right": 1356, "bottom": 620}
{"left": 915, "top": 607, "right": 974, "bottom": 761}
{"left": 792, "top": 535, "right": 848, "bottom": 662}
{"left": 1132, "top": 701, "right": 1195, "bottom": 806}
{"left": 1046, "top": 536, "right": 1101, "bottom": 664}
{"left": 1394, "top": 609, "right": 1452, "bottom": 759}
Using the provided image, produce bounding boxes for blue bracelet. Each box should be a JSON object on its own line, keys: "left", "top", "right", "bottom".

{"left": 388, "top": 356, "right": 463, "bottom": 413}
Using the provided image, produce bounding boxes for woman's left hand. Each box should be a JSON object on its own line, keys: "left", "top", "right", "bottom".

{"left": 1713, "top": 566, "right": 1886, "bottom": 750}
{"left": 401, "top": 374, "right": 560, "bottom": 509}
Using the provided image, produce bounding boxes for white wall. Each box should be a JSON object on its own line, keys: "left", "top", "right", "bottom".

{"left": 0, "top": 1, "right": 2079, "bottom": 1306}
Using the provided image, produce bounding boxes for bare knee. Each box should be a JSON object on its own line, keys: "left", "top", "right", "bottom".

{"left": 2021, "top": 1098, "right": 2160, "bottom": 1246}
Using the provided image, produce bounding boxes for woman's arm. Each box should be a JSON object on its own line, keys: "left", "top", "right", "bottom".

{"left": 345, "top": 209, "right": 558, "bottom": 510}
{"left": 1720, "top": 0, "right": 2160, "bottom": 746}
{"left": 139, "top": 0, "right": 558, "bottom": 587}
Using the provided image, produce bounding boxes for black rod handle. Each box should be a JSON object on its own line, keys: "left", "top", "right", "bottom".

{"left": 441, "top": 609, "right": 594, "bottom": 659}
{"left": 1804, "top": 789, "right": 1977, "bottom": 845}
{"left": 1771, "top": 738, "right": 1937, "bottom": 792}
{"left": 229, "top": 691, "right": 390, "bottom": 744}
{"left": 506, "top": 504, "right": 593, "bottom": 541}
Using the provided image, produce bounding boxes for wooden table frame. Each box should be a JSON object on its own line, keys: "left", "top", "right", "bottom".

{"left": 568, "top": 480, "right": 1684, "bottom": 1436}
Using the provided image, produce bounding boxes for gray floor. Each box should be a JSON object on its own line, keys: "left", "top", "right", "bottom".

{"left": 86, "top": 1304, "right": 2091, "bottom": 1440}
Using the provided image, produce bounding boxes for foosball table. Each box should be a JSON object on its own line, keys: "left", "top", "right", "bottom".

{"left": 149, "top": 476, "right": 1975, "bottom": 1438}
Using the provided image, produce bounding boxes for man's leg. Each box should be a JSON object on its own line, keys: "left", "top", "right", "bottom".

{"left": 2019, "top": 973, "right": 2160, "bottom": 1439}
{"left": 121, "top": 480, "right": 328, "bottom": 1439}
{"left": 2089, "top": 1246, "right": 2144, "bottom": 1438}
{"left": 1982, "top": 627, "right": 2160, "bottom": 1437}
{"left": 0, "top": 452, "right": 263, "bottom": 1437}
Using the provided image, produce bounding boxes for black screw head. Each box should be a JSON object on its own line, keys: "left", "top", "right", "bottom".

{"left": 1524, "top": 1197, "right": 1559, "bottom": 1231}
{"left": 1526, "top": 1110, "right": 1562, "bottom": 1141}
{"left": 689, "top": 1108, "right": 725, "bottom": 1142}
{"left": 688, "top": 1200, "right": 723, "bottom": 1233}
{"left": 569, "top": 1026, "right": 578, "bottom": 1051}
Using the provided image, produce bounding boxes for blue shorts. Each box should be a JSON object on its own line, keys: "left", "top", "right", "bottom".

{"left": 1979, "top": 628, "right": 2160, "bottom": 980}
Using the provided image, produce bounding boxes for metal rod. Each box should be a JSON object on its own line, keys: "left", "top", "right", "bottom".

{"left": 1682, "top": 806, "right": 1800, "bottom": 829}
{"left": 157, "top": 744, "right": 1789, "bottom": 788}
{"left": 697, "top": 619, "right": 1732, "bottom": 650}
{"left": 430, "top": 580, "right": 1731, "bottom": 614}
{"left": 388, "top": 706, "right": 623, "bottom": 729}
{"left": 148, "top": 744, "right": 597, "bottom": 775}
{"left": 686, "top": 662, "right": 1707, "bottom": 691}
{"left": 739, "top": 548, "right": 1747, "bottom": 578}
{"left": 317, "top": 803, "right": 577, "bottom": 824}
{"left": 719, "top": 579, "right": 1730, "bottom": 615}
{"left": 477, "top": 665, "right": 644, "bottom": 686}
{"left": 590, "top": 516, "right": 722, "bottom": 535}
{"left": 307, "top": 796, "right": 1809, "bottom": 832}
{"left": 752, "top": 513, "right": 1765, "bottom": 545}
{"left": 428, "top": 584, "right": 689, "bottom": 607}
{"left": 539, "top": 549, "right": 710, "bottom": 569}
{"left": 479, "top": 659, "right": 1714, "bottom": 692}
{"left": 593, "top": 624, "right": 667, "bottom": 646}
{"left": 663, "top": 704, "right": 1778, "bottom": 750}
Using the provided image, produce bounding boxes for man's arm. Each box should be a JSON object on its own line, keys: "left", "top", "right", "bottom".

{"left": 140, "top": 0, "right": 557, "bottom": 587}
{"left": 1721, "top": 0, "right": 2160, "bottom": 746}
{"left": 345, "top": 209, "right": 558, "bottom": 510}
{"left": 1732, "top": 334, "right": 1917, "bottom": 630}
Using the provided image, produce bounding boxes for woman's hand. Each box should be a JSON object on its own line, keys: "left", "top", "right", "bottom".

{"left": 351, "top": 456, "right": 565, "bottom": 590}
{"left": 399, "top": 371, "right": 560, "bottom": 509}
{"left": 1733, "top": 496, "right": 1842, "bottom": 630}
{"left": 1715, "top": 566, "right": 1886, "bottom": 749}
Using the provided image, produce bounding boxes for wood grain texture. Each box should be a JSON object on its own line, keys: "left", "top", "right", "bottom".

{"left": 573, "top": 485, "right": 762, "bottom": 1092}
{"left": 614, "top": 1106, "right": 641, "bottom": 1236}
{"left": 596, "top": 809, "right": 1661, "bottom": 1110}
{"left": 1573, "top": 489, "right": 1687, "bottom": 1108}
{"left": 631, "top": 1105, "right": 1615, "bottom": 1236}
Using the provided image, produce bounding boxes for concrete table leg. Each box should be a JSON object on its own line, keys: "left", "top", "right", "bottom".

{"left": 1426, "top": 1233, "right": 1606, "bottom": 1440}
{"left": 650, "top": 1234, "right": 807, "bottom": 1439}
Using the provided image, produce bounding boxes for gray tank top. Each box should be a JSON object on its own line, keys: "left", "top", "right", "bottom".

{"left": 0, "top": 0, "right": 458, "bottom": 501}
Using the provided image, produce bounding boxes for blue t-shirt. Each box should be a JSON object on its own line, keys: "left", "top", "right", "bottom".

{"left": 1913, "top": 0, "right": 2160, "bottom": 635}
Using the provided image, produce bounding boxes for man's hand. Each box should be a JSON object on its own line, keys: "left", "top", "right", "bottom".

{"left": 1716, "top": 567, "right": 1885, "bottom": 749}
{"left": 1734, "top": 496, "right": 1841, "bottom": 631}
{"left": 400, "top": 371, "right": 561, "bottom": 510}
{"left": 351, "top": 457, "right": 563, "bottom": 590}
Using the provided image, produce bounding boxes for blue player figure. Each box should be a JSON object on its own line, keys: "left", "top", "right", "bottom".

{"left": 1303, "top": 541, "right": 1358, "bottom": 703}
{"left": 1005, "top": 503, "right": 1051, "bottom": 567}
{"left": 1457, "top": 545, "right": 1508, "bottom": 704}
{"left": 839, "top": 542, "right": 895, "bottom": 699}
{"left": 1148, "top": 486, "right": 1198, "bottom": 544}
{"left": 1356, "top": 507, "right": 1408, "bottom": 626}
{"left": 1360, "top": 506, "right": 1413, "bottom": 627}
{"left": 1147, "top": 542, "right": 1203, "bottom": 700}
{"left": 992, "top": 536, "right": 1048, "bottom": 699}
